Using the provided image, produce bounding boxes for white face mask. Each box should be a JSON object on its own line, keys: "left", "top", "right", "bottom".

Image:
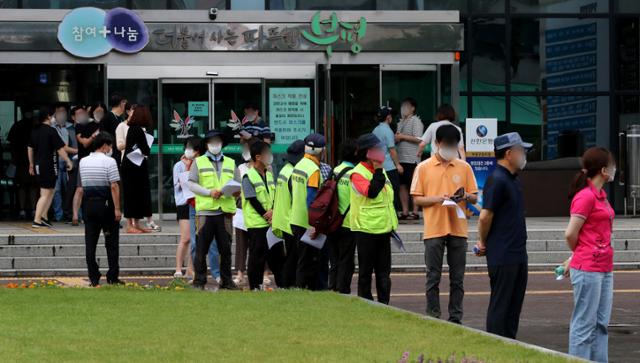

{"left": 438, "top": 147, "right": 458, "bottom": 161}
{"left": 245, "top": 113, "right": 256, "bottom": 122}
{"left": 517, "top": 154, "right": 527, "bottom": 170}
{"left": 400, "top": 105, "right": 411, "bottom": 118}
{"left": 263, "top": 153, "right": 274, "bottom": 166}
{"left": 105, "top": 148, "right": 113, "bottom": 157}
{"left": 184, "top": 148, "right": 195, "bottom": 160}
{"left": 606, "top": 167, "right": 616, "bottom": 182}
{"left": 93, "top": 112, "right": 104, "bottom": 122}
{"left": 242, "top": 149, "right": 251, "bottom": 162}
{"left": 208, "top": 142, "right": 222, "bottom": 155}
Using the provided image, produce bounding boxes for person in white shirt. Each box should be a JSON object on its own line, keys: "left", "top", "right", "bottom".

{"left": 115, "top": 103, "right": 133, "bottom": 158}
{"left": 417, "top": 104, "right": 466, "bottom": 160}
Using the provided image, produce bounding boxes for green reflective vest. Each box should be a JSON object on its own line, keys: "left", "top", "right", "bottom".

{"left": 194, "top": 155, "right": 236, "bottom": 214}
{"left": 242, "top": 167, "right": 275, "bottom": 229}
{"left": 272, "top": 162, "right": 295, "bottom": 235}
{"left": 349, "top": 162, "right": 398, "bottom": 234}
{"left": 290, "top": 156, "right": 322, "bottom": 229}
{"left": 333, "top": 162, "right": 354, "bottom": 230}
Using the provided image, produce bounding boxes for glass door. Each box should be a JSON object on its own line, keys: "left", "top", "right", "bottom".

{"left": 381, "top": 65, "right": 438, "bottom": 126}
{"left": 212, "top": 79, "right": 262, "bottom": 150}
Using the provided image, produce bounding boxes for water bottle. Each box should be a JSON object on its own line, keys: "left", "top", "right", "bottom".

{"left": 554, "top": 265, "right": 565, "bottom": 280}
{"left": 472, "top": 245, "right": 481, "bottom": 255}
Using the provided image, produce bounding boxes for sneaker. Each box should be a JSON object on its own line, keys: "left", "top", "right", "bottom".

{"left": 32, "top": 221, "right": 48, "bottom": 228}
{"left": 173, "top": 271, "right": 183, "bottom": 279}
{"left": 41, "top": 218, "right": 53, "bottom": 228}
{"left": 145, "top": 221, "right": 162, "bottom": 232}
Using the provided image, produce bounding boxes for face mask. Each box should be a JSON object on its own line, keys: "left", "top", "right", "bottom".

{"left": 263, "top": 154, "right": 274, "bottom": 166}
{"left": 245, "top": 114, "right": 256, "bottom": 122}
{"left": 438, "top": 147, "right": 458, "bottom": 161}
{"left": 242, "top": 149, "right": 251, "bottom": 162}
{"left": 93, "top": 112, "right": 104, "bottom": 122}
{"left": 401, "top": 105, "right": 411, "bottom": 118}
{"left": 518, "top": 154, "right": 527, "bottom": 170}
{"left": 208, "top": 142, "right": 222, "bottom": 155}
{"left": 55, "top": 113, "right": 67, "bottom": 126}
{"left": 606, "top": 167, "right": 616, "bottom": 182}
{"left": 76, "top": 115, "right": 89, "bottom": 124}
{"left": 184, "top": 148, "right": 195, "bottom": 160}
{"left": 105, "top": 148, "right": 113, "bottom": 157}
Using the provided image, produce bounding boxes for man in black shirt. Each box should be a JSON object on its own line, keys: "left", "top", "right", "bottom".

{"left": 28, "top": 106, "right": 73, "bottom": 228}
{"left": 101, "top": 93, "right": 127, "bottom": 166}
{"left": 72, "top": 104, "right": 102, "bottom": 225}
{"left": 475, "top": 132, "right": 532, "bottom": 339}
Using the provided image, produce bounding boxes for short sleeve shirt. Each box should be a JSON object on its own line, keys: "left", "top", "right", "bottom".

{"left": 482, "top": 165, "right": 528, "bottom": 266}
{"left": 569, "top": 181, "right": 615, "bottom": 272}
{"left": 29, "top": 124, "right": 65, "bottom": 179}
{"left": 410, "top": 156, "right": 478, "bottom": 239}
{"left": 372, "top": 122, "right": 396, "bottom": 171}
{"left": 421, "top": 120, "right": 464, "bottom": 157}
{"left": 76, "top": 121, "right": 100, "bottom": 160}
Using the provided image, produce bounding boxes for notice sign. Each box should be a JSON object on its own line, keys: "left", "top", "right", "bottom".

{"left": 188, "top": 101, "right": 208, "bottom": 117}
{"left": 269, "top": 87, "right": 311, "bottom": 144}
{"left": 465, "top": 118, "right": 498, "bottom": 212}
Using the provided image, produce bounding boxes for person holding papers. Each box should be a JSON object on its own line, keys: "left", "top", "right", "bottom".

{"left": 121, "top": 105, "right": 153, "bottom": 234}
{"left": 187, "top": 129, "right": 241, "bottom": 289}
{"left": 290, "top": 133, "right": 326, "bottom": 291}
{"left": 241, "top": 140, "right": 284, "bottom": 290}
{"left": 350, "top": 134, "right": 398, "bottom": 305}
{"left": 410, "top": 124, "right": 478, "bottom": 323}
{"left": 272, "top": 139, "right": 305, "bottom": 288}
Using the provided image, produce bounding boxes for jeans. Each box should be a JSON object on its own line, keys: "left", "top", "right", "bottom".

{"left": 569, "top": 268, "right": 614, "bottom": 363}
{"left": 52, "top": 160, "right": 68, "bottom": 221}
{"left": 188, "top": 205, "right": 220, "bottom": 279}
{"left": 424, "top": 235, "right": 467, "bottom": 323}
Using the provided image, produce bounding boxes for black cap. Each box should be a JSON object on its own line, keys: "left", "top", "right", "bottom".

{"left": 203, "top": 129, "right": 227, "bottom": 146}
{"left": 284, "top": 139, "right": 305, "bottom": 164}
{"left": 357, "top": 133, "right": 383, "bottom": 151}
{"left": 377, "top": 106, "right": 393, "bottom": 120}
{"left": 304, "top": 133, "right": 326, "bottom": 148}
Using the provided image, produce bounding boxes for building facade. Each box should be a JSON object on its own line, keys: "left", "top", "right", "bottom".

{"left": 0, "top": 0, "right": 639, "bottom": 216}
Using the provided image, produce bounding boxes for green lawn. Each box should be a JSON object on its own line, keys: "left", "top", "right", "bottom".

{"left": 0, "top": 288, "right": 575, "bottom": 363}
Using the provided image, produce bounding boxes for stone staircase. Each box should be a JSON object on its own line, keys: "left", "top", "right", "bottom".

{"left": 1, "top": 228, "right": 639, "bottom": 276}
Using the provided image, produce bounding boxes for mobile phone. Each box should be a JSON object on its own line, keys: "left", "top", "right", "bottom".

{"left": 450, "top": 187, "right": 465, "bottom": 202}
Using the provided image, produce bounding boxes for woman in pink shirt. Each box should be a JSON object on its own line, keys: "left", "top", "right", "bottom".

{"left": 564, "top": 147, "right": 616, "bottom": 363}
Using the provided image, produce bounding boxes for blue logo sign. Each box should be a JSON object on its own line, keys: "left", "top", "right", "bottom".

{"left": 57, "top": 7, "right": 149, "bottom": 58}
{"left": 476, "top": 125, "right": 488, "bottom": 138}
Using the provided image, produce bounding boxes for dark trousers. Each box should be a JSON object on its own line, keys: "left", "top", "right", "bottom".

{"left": 194, "top": 214, "right": 232, "bottom": 287}
{"left": 83, "top": 197, "right": 119, "bottom": 285}
{"left": 386, "top": 169, "right": 400, "bottom": 211}
{"left": 328, "top": 227, "right": 357, "bottom": 294}
{"left": 281, "top": 230, "right": 297, "bottom": 288}
{"left": 355, "top": 231, "right": 391, "bottom": 304}
{"left": 63, "top": 160, "right": 79, "bottom": 219}
{"left": 424, "top": 235, "right": 467, "bottom": 323}
{"left": 486, "top": 263, "right": 528, "bottom": 338}
{"left": 293, "top": 225, "right": 321, "bottom": 291}
{"left": 247, "top": 227, "right": 285, "bottom": 290}
{"left": 317, "top": 239, "right": 330, "bottom": 290}
{"left": 234, "top": 228, "right": 249, "bottom": 273}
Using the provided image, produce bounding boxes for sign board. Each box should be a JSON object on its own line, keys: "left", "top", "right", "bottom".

{"left": 57, "top": 7, "right": 149, "bottom": 58}
{"left": 465, "top": 118, "right": 498, "bottom": 212}
{"left": 269, "top": 87, "right": 311, "bottom": 144}
{"left": 188, "top": 101, "right": 208, "bottom": 117}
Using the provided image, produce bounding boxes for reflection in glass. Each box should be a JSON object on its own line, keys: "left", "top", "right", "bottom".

{"left": 469, "top": 18, "right": 506, "bottom": 89}
{"left": 512, "top": 0, "right": 608, "bottom": 13}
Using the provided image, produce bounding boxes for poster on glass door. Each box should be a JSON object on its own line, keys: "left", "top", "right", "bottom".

{"left": 269, "top": 87, "right": 311, "bottom": 144}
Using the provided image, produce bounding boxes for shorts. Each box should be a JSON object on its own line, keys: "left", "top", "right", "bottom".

{"left": 399, "top": 162, "right": 417, "bottom": 186}
{"left": 176, "top": 204, "right": 190, "bottom": 220}
{"left": 37, "top": 176, "right": 56, "bottom": 189}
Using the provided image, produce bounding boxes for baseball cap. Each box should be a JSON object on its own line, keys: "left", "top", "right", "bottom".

{"left": 284, "top": 139, "right": 305, "bottom": 164}
{"left": 356, "top": 133, "right": 383, "bottom": 151}
{"left": 203, "top": 129, "right": 227, "bottom": 146}
{"left": 494, "top": 132, "right": 533, "bottom": 151}
{"left": 304, "top": 133, "right": 326, "bottom": 148}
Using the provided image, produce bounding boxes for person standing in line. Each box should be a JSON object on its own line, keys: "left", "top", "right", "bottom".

{"left": 28, "top": 106, "right": 73, "bottom": 228}
{"left": 80, "top": 132, "right": 122, "bottom": 287}
{"left": 187, "top": 129, "right": 240, "bottom": 289}
{"left": 62, "top": 105, "right": 83, "bottom": 223}
{"left": 327, "top": 139, "right": 358, "bottom": 294}
{"left": 350, "top": 133, "right": 398, "bottom": 304}
{"left": 233, "top": 139, "right": 254, "bottom": 285}
{"left": 115, "top": 103, "right": 133, "bottom": 156}
{"left": 290, "top": 133, "right": 325, "bottom": 290}
{"left": 411, "top": 124, "right": 478, "bottom": 324}
{"left": 475, "top": 132, "right": 532, "bottom": 339}
{"left": 72, "top": 102, "right": 105, "bottom": 226}
{"left": 242, "top": 140, "right": 285, "bottom": 290}
{"left": 101, "top": 93, "right": 127, "bottom": 167}
{"left": 417, "top": 104, "right": 466, "bottom": 160}
{"left": 173, "top": 137, "right": 199, "bottom": 279}
{"left": 564, "top": 147, "right": 616, "bottom": 363}
{"left": 272, "top": 139, "right": 305, "bottom": 288}
{"left": 121, "top": 105, "right": 153, "bottom": 233}
{"left": 317, "top": 157, "right": 333, "bottom": 290}
{"left": 372, "top": 106, "right": 403, "bottom": 211}
{"left": 7, "top": 107, "right": 38, "bottom": 220}
{"left": 51, "top": 103, "right": 77, "bottom": 222}
{"left": 394, "top": 97, "right": 424, "bottom": 220}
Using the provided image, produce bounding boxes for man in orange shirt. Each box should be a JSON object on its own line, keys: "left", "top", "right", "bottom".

{"left": 411, "top": 124, "right": 478, "bottom": 324}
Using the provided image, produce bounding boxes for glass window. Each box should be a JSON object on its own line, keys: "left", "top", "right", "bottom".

{"left": 0, "top": 0, "right": 18, "bottom": 7}
{"left": 22, "top": 0, "right": 126, "bottom": 8}
{"left": 513, "top": 0, "right": 608, "bottom": 13}
{"left": 471, "top": 0, "right": 504, "bottom": 13}
{"left": 618, "top": 18, "right": 640, "bottom": 91}
{"left": 418, "top": 0, "right": 467, "bottom": 12}
{"left": 517, "top": 18, "right": 608, "bottom": 92}
{"left": 471, "top": 18, "right": 506, "bottom": 91}
{"left": 231, "top": 0, "right": 264, "bottom": 10}
{"left": 510, "top": 96, "right": 543, "bottom": 160}
{"left": 617, "top": 0, "right": 640, "bottom": 12}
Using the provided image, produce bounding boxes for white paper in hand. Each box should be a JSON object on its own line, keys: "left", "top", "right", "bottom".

{"left": 232, "top": 209, "right": 247, "bottom": 231}
{"left": 145, "top": 133, "right": 154, "bottom": 148}
{"left": 126, "top": 148, "right": 145, "bottom": 166}
{"left": 221, "top": 180, "right": 241, "bottom": 196}
{"left": 300, "top": 229, "right": 326, "bottom": 249}
{"left": 390, "top": 231, "right": 407, "bottom": 253}
{"left": 442, "top": 199, "right": 466, "bottom": 219}
{"left": 266, "top": 227, "right": 283, "bottom": 249}
{"left": 178, "top": 171, "right": 195, "bottom": 200}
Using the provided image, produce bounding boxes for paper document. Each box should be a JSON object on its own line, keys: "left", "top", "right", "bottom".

{"left": 145, "top": 133, "right": 154, "bottom": 148}
{"left": 390, "top": 231, "right": 407, "bottom": 253}
{"left": 126, "top": 148, "right": 145, "bottom": 166}
{"left": 442, "top": 199, "right": 466, "bottom": 219}
{"left": 266, "top": 227, "right": 284, "bottom": 249}
{"left": 221, "top": 180, "right": 242, "bottom": 196}
{"left": 300, "top": 229, "right": 326, "bottom": 249}
{"left": 178, "top": 171, "right": 195, "bottom": 200}
{"left": 232, "top": 209, "right": 247, "bottom": 232}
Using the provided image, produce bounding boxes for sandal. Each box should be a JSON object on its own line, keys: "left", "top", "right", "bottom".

{"left": 407, "top": 213, "right": 419, "bottom": 220}
{"left": 398, "top": 214, "right": 408, "bottom": 220}
{"left": 126, "top": 227, "right": 142, "bottom": 234}
{"left": 137, "top": 227, "right": 152, "bottom": 233}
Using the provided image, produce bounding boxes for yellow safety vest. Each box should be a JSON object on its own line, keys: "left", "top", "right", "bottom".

{"left": 349, "top": 162, "right": 398, "bottom": 234}
{"left": 194, "top": 155, "right": 236, "bottom": 213}
{"left": 242, "top": 167, "right": 275, "bottom": 229}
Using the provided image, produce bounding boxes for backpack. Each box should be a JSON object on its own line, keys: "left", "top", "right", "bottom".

{"left": 308, "top": 167, "right": 352, "bottom": 235}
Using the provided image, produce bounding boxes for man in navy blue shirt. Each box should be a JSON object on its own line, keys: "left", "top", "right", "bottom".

{"left": 475, "top": 132, "right": 531, "bottom": 339}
